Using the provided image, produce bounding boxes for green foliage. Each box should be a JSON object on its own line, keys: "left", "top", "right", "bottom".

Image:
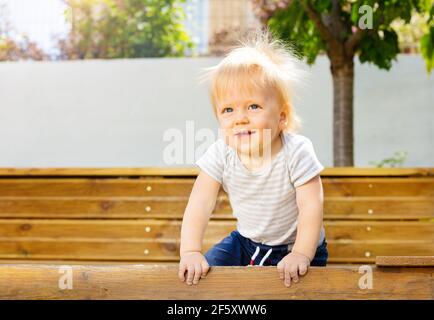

{"left": 265, "top": 0, "right": 434, "bottom": 71}
{"left": 358, "top": 29, "right": 400, "bottom": 70}
{"left": 268, "top": 0, "right": 327, "bottom": 64}
{"left": 369, "top": 151, "right": 408, "bottom": 167}
{"left": 59, "top": 0, "right": 194, "bottom": 59}
{"left": 0, "top": 3, "right": 47, "bottom": 61}
{"left": 420, "top": 24, "right": 434, "bottom": 72}
{"left": 0, "top": 35, "right": 47, "bottom": 61}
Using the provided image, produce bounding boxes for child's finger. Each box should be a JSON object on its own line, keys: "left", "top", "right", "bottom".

{"left": 289, "top": 265, "right": 299, "bottom": 283}
{"left": 284, "top": 267, "right": 292, "bottom": 287}
{"left": 299, "top": 263, "right": 308, "bottom": 276}
{"left": 193, "top": 264, "right": 202, "bottom": 284}
{"left": 178, "top": 263, "right": 187, "bottom": 281}
{"left": 186, "top": 265, "right": 195, "bottom": 285}
{"left": 201, "top": 261, "right": 210, "bottom": 278}
{"left": 276, "top": 261, "right": 285, "bottom": 279}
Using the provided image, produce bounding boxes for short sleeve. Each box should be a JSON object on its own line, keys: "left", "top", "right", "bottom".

{"left": 195, "top": 139, "right": 227, "bottom": 184}
{"left": 287, "top": 136, "right": 324, "bottom": 187}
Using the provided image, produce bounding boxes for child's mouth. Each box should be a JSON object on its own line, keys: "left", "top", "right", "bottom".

{"left": 234, "top": 130, "right": 256, "bottom": 137}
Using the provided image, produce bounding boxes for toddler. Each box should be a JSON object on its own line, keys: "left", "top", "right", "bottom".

{"left": 178, "top": 29, "right": 327, "bottom": 288}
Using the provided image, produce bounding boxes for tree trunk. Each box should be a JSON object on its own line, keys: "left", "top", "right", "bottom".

{"left": 331, "top": 59, "right": 354, "bottom": 166}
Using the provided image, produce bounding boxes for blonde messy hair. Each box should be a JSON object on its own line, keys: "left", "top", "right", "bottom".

{"left": 198, "top": 28, "right": 307, "bottom": 133}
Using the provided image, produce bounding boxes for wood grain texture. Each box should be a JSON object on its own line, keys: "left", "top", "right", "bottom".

{"left": 0, "top": 167, "right": 433, "bottom": 177}
{"left": 0, "top": 197, "right": 432, "bottom": 219}
{"left": 0, "top": 219, "right": 432, "bottom": 263}
{"left": 1, "top": 239, "right": 433, "bottom": 263}
{"left": 0, "top": 264, "right": 432, "bottom": 300}
{"left": 0, "top": 169, "right": 432, "bottom": 265}
{"left": 376, "top": 256, "right": 434, "bottom": 267}
{"left": 1, "top": 178, "right": 433, "bottom": 197}
{"left": 1, "top": 219, "right": 432, "bottom": 241}
{"left": 0, "top": 259, "right": 178, "bottom": 265}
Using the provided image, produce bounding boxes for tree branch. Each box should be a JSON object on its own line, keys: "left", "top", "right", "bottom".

{"left": 345, "top": 27, "right": 366, "bottom": 55}
{"left": 345, "top": 7, "right": 387, "bottom": 55}
{"left": 298, "top": 0, "right": 342, "bottom": 53}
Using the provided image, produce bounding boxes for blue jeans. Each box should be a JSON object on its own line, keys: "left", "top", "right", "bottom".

{"left": 204, "top": 230, "right": 328, "bottom": 266}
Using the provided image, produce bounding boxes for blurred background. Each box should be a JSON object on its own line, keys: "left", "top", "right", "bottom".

{"left": 0, "top": 0, "right": 433, "bottom": 167}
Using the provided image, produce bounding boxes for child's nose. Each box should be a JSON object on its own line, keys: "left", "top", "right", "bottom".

{"left": 234, "top": 110, "right": 249, "bottom": 125}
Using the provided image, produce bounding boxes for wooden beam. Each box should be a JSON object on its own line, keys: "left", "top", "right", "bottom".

{"left": 0, "top": 219, "right": 433, "bottom": 263}
{"left": 376, "top": 256, "right": 434, "bottom": 267}
{"left": 0, "top": 259, "right": 177, "bottom": 265}
{"left": 0, "top": 167, "right": 433, "bottom": 177}
{"left": 0, "top": 264, "right": 432, "bottom": 300}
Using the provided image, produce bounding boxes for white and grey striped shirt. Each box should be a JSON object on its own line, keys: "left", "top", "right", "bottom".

{"left": 195, "top": 132, "right": 325, "bottom": 247}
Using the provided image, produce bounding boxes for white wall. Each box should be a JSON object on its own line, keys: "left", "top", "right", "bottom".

{"left": 0, "top": 55, "right": 432, "bottom": 168}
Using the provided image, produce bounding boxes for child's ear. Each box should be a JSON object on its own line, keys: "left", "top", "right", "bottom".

{"left": 279, "top": 110, "right": 288, "bottom": 129}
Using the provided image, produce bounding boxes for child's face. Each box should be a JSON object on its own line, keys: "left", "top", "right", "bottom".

{"left": 216, "top": 85, "right": 286, "bottom": 156}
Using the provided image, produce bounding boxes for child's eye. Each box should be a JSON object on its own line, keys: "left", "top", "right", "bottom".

{"left": 249, "top": 104, "right": 261, "bottom": 110}
{"left": 222, "top": 107, "right": 233, "bottom": 113}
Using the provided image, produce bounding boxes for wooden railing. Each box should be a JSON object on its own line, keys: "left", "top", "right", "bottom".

{"left": 0, "top": 168, "right": 433, "bottom": 300}
{"left": 0, "top": 167, "right": 433, "bottom": 264}
{"left": 0, "top": 257, "right": 433, "bottom": 300}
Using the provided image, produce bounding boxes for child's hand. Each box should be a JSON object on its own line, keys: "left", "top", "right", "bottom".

{"left": 277, "top": 251, "right": 310, "bottom": 287}
{"left": 178, "top": 251, "right": 210, "bottom": 285}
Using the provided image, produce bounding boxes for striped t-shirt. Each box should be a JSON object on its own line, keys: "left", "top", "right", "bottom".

{"left": 195, "top": 131, "right": 325, "bottom": 247}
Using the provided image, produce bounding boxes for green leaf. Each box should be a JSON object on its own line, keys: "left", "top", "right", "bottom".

{"left": 59, "top": 0, "right": 193, "bottom": 59}
{"left": 268, "top": 0, "right": 325, "bottom": 65}
{"left": 420, "top": 25, "right": 434, "bottom": 73}
{"left": 358, "top": 29, "right": 400, "bottom": 70}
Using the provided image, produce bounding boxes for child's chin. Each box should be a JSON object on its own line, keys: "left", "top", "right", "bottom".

{"left": 235, "top": 142, "right": 261, "bottom": 154}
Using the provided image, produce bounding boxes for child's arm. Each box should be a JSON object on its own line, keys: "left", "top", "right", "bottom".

{"left": 178, "top": 170, "right": 221, "bottom": 285}
{"left": 292, "top": 174, "right": 324, "bottom": 259}
{"left": 277, "top": 175, "right": 324, "bottom": 287}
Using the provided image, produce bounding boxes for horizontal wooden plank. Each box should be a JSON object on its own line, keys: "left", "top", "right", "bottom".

{"left": 325, "top": 221, "right": 434, "bottom": 241}
{"left": 1, "top": 238, "right": 433, "bottom": 263}
{"left": 1, "top": 178, "right": 433, "bottom": 197}
{"left": 0, "top": 264, "right": 432, "bottom": 299}
{"left": 0, "top": 178, "right": 199, "bottom": 197}
{"left": 0, "top": 259, "right": 178, "bottom": 265}
{"left": 323, "top": 178, "right": 434, "bottom": 197}
{"left": 376, "top": 256, "right": 434, "bottom": 267}
{"left": 0, "top": 219, "right": 189, "bottom": 239}
{"left": 324, "top": 197, "right": 434, "bottom": 219}
{"left": 1, "top": 167, "right": 433, "bottom": 177}
{"left": 0, "top": 178, "right": 432, "bottom": 220}
{"left": 0, "top": 239, "right": 190, "bottom": 261}
{"left": 0, "top": 197, "right": 229, "bottom": 219}
{"left": 0, "top": 220, "right": 433, "bottom": 241}
{"left": 0, "top": 220, "right": 432, "bottom": 263}
{"left": 327, "top": 242, "right": 434, "bottom": 263}
{"left": 0, "top": 260, "right": 372, "bottom": 268}
{"left": 0, "top": 196, "right": 432, "bottom": 219}
{"left": 0, "top": 167, "right": 201, "bottom": 177}
{"left": 319, "top": 167, "right": 434, "bottom": 177}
